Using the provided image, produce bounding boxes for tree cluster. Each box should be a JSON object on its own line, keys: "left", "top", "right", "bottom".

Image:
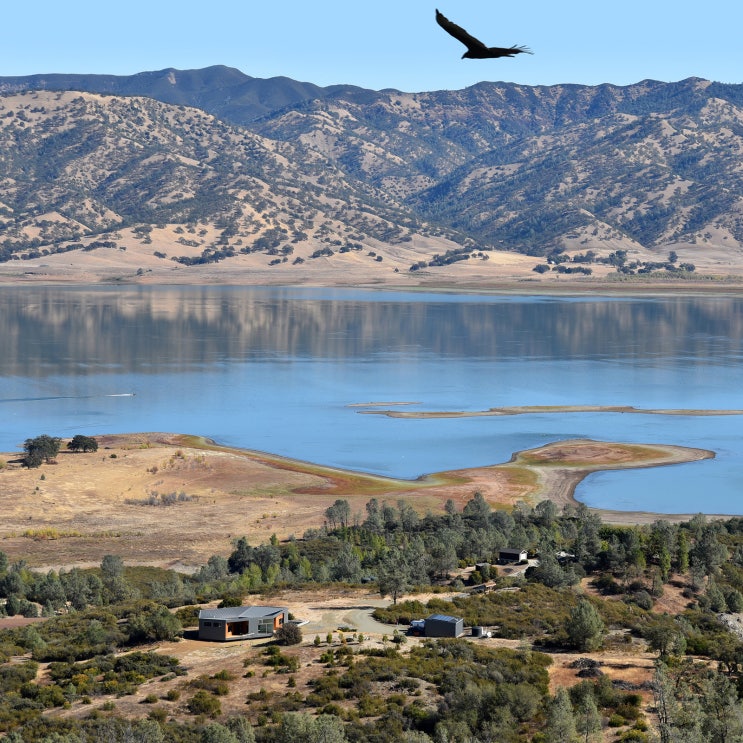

{"left": 22, "top": 434, "right": 98, "bottom": 467}
{"left": 22, "top": 435, "right": 61, "bottom": 468}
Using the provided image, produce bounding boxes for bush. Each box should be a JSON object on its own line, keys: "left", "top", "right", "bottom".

{"left": 125, "top": 603, "right": 182, "bottom": 642}
{"left": 618, "top": 732, "right": 650, "bottom": 742}
{"left": 148, "top": 706, "right": 168, "bottom": 723}
{"left": 627, "top": 590, "right": 654, "bottom": 610}
{"left": 20, "top": 600, "right": 39, "bottom": 618}
{"left": 275, "top": 623, "right": 302, "bottom": 646}
{"left": 187, "top": 689, "right": 222, "bottom": 717}
{"left": 217, "top": 594, "right": 243, "bottom": 608}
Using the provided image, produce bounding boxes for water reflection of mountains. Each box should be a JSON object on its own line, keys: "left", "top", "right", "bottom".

{"left": 3, "top": 288, "right": 742, "bottom": 375}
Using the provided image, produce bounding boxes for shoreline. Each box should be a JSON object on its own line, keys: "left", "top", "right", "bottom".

{"left": 4, "top": 275, "right": 743, "bottom": 297}
{"left": 0, "top": 434, "right": 726, "bottom": 568}
{"left": 3, "top": 245, "right": 743, "bottom": 297}
{"left": 508, "top": 441, "right": 718, "bottom": 525}
{"left": 153, "top": 436, "right": 724, "bottom": 526}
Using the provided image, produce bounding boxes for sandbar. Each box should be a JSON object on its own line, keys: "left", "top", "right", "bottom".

{"left": 359, "top": 404, "right": 743, "bottom": 418}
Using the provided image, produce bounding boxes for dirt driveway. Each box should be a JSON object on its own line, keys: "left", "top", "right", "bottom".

{"left": 296, "top": 596, "right": 406, "bottom": 636}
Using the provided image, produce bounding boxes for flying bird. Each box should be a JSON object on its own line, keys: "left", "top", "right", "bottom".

{"left": 435, "top": 9, "right": 532, "bottom": 59}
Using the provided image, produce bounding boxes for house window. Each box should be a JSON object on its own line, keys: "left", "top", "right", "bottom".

{"left": 257, "top": 621, "right": 272, "bottom": 634}
{"left": 203, "top": 621, "right": 212, "bottom": 627}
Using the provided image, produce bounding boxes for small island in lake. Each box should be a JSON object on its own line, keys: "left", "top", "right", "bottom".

{"left": 356, "top": 403, "right": 743, "bottom": 418}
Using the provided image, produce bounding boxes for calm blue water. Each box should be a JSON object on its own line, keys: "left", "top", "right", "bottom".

{"left": 1, "top": 286, "right": 741, "bottom": 514}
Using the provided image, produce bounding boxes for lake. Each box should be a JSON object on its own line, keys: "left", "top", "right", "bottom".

{"left": 2, "top": 286, "right": 742, "bottom": 514}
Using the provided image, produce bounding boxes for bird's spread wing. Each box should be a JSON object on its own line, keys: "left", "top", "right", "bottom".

{"left": 489, "top": 45, "right": 533, "bottom": 57}
{"left": 435, "top": 9, "right": 487, "bottom": 53}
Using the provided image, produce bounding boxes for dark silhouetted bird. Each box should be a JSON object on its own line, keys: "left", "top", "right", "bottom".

{"left": 435, "top": 9, "right": 532, "bottom": 59}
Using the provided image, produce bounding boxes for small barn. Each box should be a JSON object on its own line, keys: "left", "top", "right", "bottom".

{"left": 499, "top": 548, "right": 528, "bottom": 563}
{"left": 198, "top": 605, "right": 288, "bottom": 642}
{"left": 424, "top": 613, "right": 464, "bottom": 638}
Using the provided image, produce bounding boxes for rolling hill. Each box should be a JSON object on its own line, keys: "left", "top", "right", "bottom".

{"left": 1, "top": 68, "right": 742, "bottom": 284}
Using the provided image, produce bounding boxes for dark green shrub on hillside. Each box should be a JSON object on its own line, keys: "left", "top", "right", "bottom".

{"left": 187, "top": 689, "right": 222, "bottom": 717}
{"left": 0, "top": 661, "right": 38, "bottom": 693}
{"left": 124, "top": 603, "right": 182, "bottom": 643}
{"left": 275, "top": 622, "right": 302, "bottom": 646}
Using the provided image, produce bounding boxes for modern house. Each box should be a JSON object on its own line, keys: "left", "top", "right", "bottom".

{"left": 498, "top": 548, "right": 528, "bottom": 563}
{"left": 198, "top": 605, "right": 288, "bottom": 642}
{"left": 424, "top": 613, "right": 464, "bottom": 638}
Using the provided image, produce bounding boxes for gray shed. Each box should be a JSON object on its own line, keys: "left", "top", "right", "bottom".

{"left": 424, "top": 613, "right": 464, "bottom": 638}
{"left": 198, "top": 605, "right": 288, "bottom": 642}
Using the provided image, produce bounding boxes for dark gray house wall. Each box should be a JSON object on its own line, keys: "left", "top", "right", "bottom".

{"left": 424, "top": 613, "right": 464, "bottom": 638}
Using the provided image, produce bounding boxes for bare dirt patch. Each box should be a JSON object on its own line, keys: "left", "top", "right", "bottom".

{"left": 547, "top": 646, "right": 655, "bottom": 695}
{"left": 650, "top": 579, "right": 693, "bottom": 616}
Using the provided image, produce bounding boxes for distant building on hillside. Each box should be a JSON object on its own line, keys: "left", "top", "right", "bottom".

{"left": 198, "top": 605, "right": 288, "bottom": 642}
{"left": 498, "top": 548, "right": 528, "bottom": 563}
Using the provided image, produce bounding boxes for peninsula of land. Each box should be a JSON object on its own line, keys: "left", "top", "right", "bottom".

{"left": 0, "top": 433, "right": 716, "bottom": 569}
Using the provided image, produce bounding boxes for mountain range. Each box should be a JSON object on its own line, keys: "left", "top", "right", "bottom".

{"left": 1, "top": 65, "right": 742, "bottom": 282}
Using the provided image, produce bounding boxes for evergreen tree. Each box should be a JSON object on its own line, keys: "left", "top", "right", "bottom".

{"left": 700, "top": 669, "right": 743, "bottom": 742}
{"left": 100, "top": 554, "right": 132, "bottom": 603}
{"left": 378, "top": 549, "right": 411, "bottom": 604}
{"left": 228, "top": 537, "right": 253, "bottom": 574}
{"left": 546, "top": 687, "right": 578, "bottom": 742}
{"left": 575, "top": 692, "right": 601, "bottom": 743}
{"left": 330, "top": 543, "right": 361, "bottom": 582}
{"left": 566, "top": 599, "right": 604, "bottom": 651}
{"left": 201, "top": 723, "right": 239, "bottom": 743}
{"left": 462, "top": 491, "right": 491, "bottom": 528}
{"left": 705, "top": 578, "right": 727, "bottom": 612}
{"left": 677, "top": 530, "right": 690, "bottom": 573}
{"left": 363, "top": 498, "right": 384, "bottom": 533}
{"left": 225, "top": 717, "right": 256, "bottom": 743}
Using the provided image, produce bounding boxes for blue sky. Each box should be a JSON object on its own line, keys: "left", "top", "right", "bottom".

{"left": 5, "top": 0, "right": 741, "bottom": 91}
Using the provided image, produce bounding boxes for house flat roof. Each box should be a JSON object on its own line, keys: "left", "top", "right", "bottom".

{"left": 427, "top": 614, "right": 462, "bottom": 623}
{"left": 199, "top": 606, "right": 287, "bottom": 621}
